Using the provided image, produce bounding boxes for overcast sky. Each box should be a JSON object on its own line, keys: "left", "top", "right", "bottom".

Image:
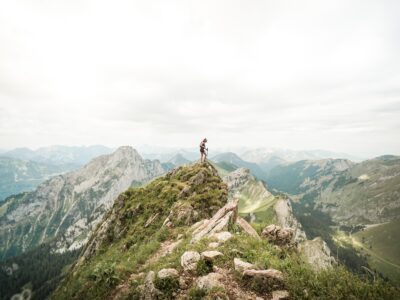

{"left": 0, "top": 0, "right": 399, "bottom": 157}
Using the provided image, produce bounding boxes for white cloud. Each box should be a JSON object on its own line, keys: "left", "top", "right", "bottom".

{"left": 0, "top": 0, "right": 399, "bottom": 156}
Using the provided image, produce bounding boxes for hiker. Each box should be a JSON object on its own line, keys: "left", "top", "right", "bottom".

{"left": 200, "top": 138, "right": 208, "bottom": 163}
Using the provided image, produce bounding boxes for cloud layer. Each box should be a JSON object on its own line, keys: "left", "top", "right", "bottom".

{"left": 0, "top": 0, "right": 399, "bottom": 156}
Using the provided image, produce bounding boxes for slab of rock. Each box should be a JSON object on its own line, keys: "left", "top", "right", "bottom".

{"left": 180, "top": 251, "right": 201, "bottom": 271}
{"left": 271, "top": 290, "right": 290, "bottom": 300}
{"left": 157, "top": 268, "right": 179, "bottom": 279}
{"left": 237, "top": 216, "right": 261, "bottom": 239}
{"left": 196, "top": 272, "right": 224, "bottom": 290}
{"left": 191, "top": 200, "right": 238, "bottom": 242}
{"left": 208, "top": 242, "right": 220, "bottom": 248}
{"left": 243, "top": 269, "right": 284, "bottom": 281}
{"left": 201, "top": 251, "right": 223, "bottom": 261}
{"left": 191, "top": 219, "right": 208, "bottom": 231}
{"left": 234, "top": 258, "right": 255, "bottom": 272}
{"left": 212, "top": 231, "right": 233, "bottom": 243}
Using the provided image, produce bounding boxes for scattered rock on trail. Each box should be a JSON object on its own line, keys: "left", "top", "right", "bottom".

{"left": 261, "top": 224, "right": 293, "bottom": 246}
{"left": 212, "top": 231, "right": 233, "bottom": 243}
{"left": 208, "top": 242, "right": 220, "bottom": 248}
{"left": 196, "top": 272, "right": 224, "bottom": 290}
{"left": 140, "top": 271, "right": 161, "bottom": 300}
{"left": 157, "top": 268, "right": 179, "bottom": 279}
{"left": 201, "top": 250, "right": 223, "bottom": 261}
{"left": 271, "top": 290, "right": 290, "bottom": 300}
{"left": 234, "top": 258, "right": 255, "bottom": 272}
{"left": 180, "top": 251, "right": 201, "bottom": 271}
{"left": 243, "top": 269, "right": 284, "bottom": 281}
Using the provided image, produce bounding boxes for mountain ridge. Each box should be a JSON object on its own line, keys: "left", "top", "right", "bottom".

{"left": 0, "top": 146, "right": 164, "bottom": 259}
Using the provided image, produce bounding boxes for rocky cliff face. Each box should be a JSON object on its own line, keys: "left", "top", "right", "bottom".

{"left": 223, "top": 168, "right": 306, "bottom": 242}
{"left": 0, "top": 146, "right": 164, "bottom": 259}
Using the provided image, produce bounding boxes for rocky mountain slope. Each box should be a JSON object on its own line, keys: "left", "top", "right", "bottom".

{"left": 222, "top": 168, "right": 306, "bottom": 243}
{"left": 0, "top": 146, "right": 164, "bottom": 259}
{"left": 267, "top": 157, "right": 400, "bottom": 225}
{"left": 52, "top": 162, "right": 398, "bottom": 300}
{"left": 0, "top": 157, "right": 74, "bottom": 202}
{"left": 266, "top": 156, "right": 400, "bottom": 283}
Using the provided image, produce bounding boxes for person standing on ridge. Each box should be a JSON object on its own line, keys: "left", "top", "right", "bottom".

{"left": 200, "top": 138, "right": 208, "bottom": 163}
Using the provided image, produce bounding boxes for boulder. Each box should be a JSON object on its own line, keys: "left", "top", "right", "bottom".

{"left": 261, "top": 224, "right": 293, "bottom": 246}
{"left": 208, "top": 242, "right": 220, "bottom": 249}
{"left": 233, "top": 258, "right": 255, "bottom": 272}
{"left": 212, "top": 231, "right": 233, "bottom": 243}
{"left": 180, "top": 251, "right": 201, "bottom": 271}
{"left": 157, "top": 268, "right": 179, "bottom": 279}
{"left": 272, "top": 290, "right": 290, "bottom": 300}
{"left": 201, "top": 251, "right": 223, "bottom": 261}
{"left": 196, "top": 272, "right": 224, "bottom": 290}
{"left": 243, "top": 269, "right": 284, "bottom": 281}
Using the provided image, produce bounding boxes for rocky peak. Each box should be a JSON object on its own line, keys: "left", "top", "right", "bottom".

{"left": 0, "top": 147, "right": 165, "bottom": 259}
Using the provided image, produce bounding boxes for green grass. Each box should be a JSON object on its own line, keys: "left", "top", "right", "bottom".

{"left": 353, "top": 219, "right": 400, "bottom": 284}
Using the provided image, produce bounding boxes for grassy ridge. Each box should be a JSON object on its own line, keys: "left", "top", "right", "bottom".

{"left": 51, "top": 163, "right": 228, "bottom": 299}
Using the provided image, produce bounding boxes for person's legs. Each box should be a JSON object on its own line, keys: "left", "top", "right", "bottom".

{"left": 201, "top": 152, "right": 205, "bottom": 163}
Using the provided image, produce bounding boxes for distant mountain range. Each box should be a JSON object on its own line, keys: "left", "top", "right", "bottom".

{"left": 3, "top": 145, "right": 113, "bottom": 167}
{"left": 0, "top": 146, "right": 164, "bottom": 259}
{"left": 0, "top": 145, "right": 115, "bottom": 202}
{"left": 0, "top": 157, "right": 77, "bottom": 202}
{"left": 211, "top": 152, "right": 268, "bottom": 181}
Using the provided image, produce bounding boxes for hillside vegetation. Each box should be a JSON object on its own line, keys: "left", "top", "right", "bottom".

{"left": 52, "top": 162, "right": 399, "bottom": 299}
